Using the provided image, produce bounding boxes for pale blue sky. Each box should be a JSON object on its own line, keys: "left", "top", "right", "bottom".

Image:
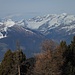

{"left": 0, "top": 0, "right": 75, "bottom": 19}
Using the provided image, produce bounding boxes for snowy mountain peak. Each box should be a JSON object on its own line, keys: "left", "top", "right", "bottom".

{"left": 61, "top": 13, "right": 67, "bottom": 16}
{"left": 4, "top": 19, "right": 15, "bottom": 27}
{"left": 16, "top": 19, "right": 27, "bottom": 28}
{"left": 0, "top": 19, "right": 15, "bottom": 39}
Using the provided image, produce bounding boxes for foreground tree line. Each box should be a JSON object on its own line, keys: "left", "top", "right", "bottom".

{"left": 0, "top": 36, "right": 75, "bottom": 75}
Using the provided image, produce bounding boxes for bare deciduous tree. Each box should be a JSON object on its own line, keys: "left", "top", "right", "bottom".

{"left": 34, "top": 40, "right": 60, "bottom": 75}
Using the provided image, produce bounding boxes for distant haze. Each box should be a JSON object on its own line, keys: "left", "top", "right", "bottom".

{"left": 0, "top": 0, "right": 75, "bottom": 19}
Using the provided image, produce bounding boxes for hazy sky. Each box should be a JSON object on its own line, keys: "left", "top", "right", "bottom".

{"left": 0, "top": 0, "right": 75, "bottom": 19}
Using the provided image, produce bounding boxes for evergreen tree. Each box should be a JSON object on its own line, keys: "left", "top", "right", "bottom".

{"left": 14, "top": 50, "right": 26, "bottom": 75}
{"left": 0, "top": 49, "right": 13, "bottom": 75}
{"left": 15, "top": 41, "right": 26, "bottom": 75}
{"left": 69, "top": 36, "right": 75, "bottom": 75}
{"left": 54, "top": 41, "right": 67, "bottom": 75}
{"left": 0, "top": 49, "right": 26, "bottom": 75}
{"left": 62, "top": 36, "right": 75, "bottom": 75}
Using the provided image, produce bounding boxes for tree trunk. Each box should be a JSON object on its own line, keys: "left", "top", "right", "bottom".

{"left": 18, "top": 65, "right": 20, "bottom": 75}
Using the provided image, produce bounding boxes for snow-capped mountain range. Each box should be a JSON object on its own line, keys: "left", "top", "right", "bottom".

{"left": 0, "top": 13, "right": 75, "bottom": 39}
{"left": 0, "top": 13, "right": 75, "bottom": 60}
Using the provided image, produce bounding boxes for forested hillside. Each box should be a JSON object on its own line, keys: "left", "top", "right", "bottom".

{"left": 0, "top": 36, "right": 75, "bottom": 75}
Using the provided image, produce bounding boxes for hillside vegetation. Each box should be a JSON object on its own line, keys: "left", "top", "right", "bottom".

{"left": 0, "top": 36, "right": 75, "bottom": 75}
